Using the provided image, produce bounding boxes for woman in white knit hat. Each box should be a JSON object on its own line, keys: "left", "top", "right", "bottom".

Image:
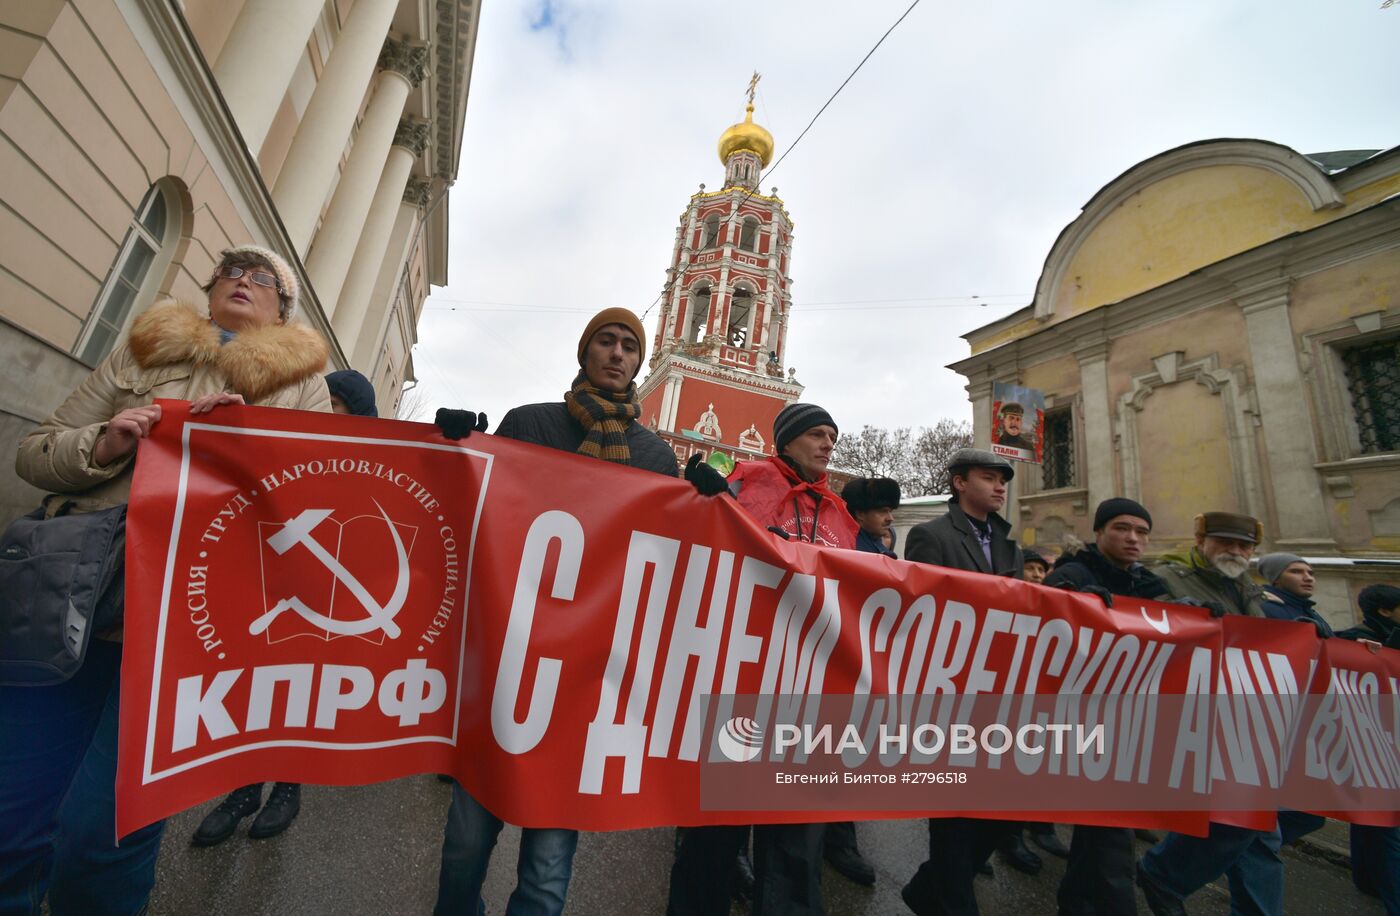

{"left": 2, "top": 245, "right": 329, "bottom": 914}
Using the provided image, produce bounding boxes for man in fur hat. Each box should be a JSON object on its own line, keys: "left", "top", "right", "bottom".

{"left": 842, "top": 476, "right": 901, "bottom": 558}
{"left": 431, "top": 308, "right": 676, "bottom": 916}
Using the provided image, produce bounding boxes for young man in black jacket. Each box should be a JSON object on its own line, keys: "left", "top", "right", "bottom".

{"left": 900, "top": 448, "right": 1022, "bottom": 916}
{"left": 431, "top": 308, "right": 677, "bottom": 916}
{"left": 1043, "top": 497, "right": 1165, "bottom": 916}
{"left": 1337, "top": 584, "right": 1400, "bottom": 911}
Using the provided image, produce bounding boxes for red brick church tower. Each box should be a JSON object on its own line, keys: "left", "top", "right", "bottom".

{"left": 637, "top": 76, "right": 804, "bottom": 466}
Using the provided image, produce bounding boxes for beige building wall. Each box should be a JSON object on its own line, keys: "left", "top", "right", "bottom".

{"left": 953, "top": 139, "right": 1400, "bottom": 629}
{"left": 0, "top": 0, "right": 481, "bottom": 524}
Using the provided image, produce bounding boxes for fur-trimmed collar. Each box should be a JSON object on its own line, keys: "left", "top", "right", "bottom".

{"left": 128, "top": 300, "right": 327, "bottom": 403}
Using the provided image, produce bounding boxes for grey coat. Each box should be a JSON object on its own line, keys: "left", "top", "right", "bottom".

{"left": 495, "top": 402, "right": 679, "bottom": 477}
{"left": 904, "top": 501, "right": 1023, "bottom": 578}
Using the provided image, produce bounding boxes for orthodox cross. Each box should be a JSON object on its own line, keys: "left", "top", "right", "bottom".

{"left": 746, "top": 71, "right": 761, "bottom": 105}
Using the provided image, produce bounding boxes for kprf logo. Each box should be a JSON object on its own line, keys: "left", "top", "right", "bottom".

{"left": 253, "top": 500, "right": 418, "bottom": 645}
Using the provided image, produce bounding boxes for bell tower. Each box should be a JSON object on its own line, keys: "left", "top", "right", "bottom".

{"left": 637, "top": 74, "right": 804, "bottom": 466}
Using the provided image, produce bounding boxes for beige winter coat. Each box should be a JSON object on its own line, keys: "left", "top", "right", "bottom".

{"left": 16, "top": 300, "right": 331, "bottom": 516}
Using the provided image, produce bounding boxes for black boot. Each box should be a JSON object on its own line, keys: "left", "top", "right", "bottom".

{"left": 825, "top": 824, "right": 876, "bottom": 887}
{"left": 249, "top": 782, "right": 301, "bottom": 839}
{"left": 192, "top": 784, "right": 263, "bottom": 847}
{"left": 998, "top": 832, "right": 1043, "bottom": 875}
{"left": 733, "top": 842, "right": 756, "bottom": 902}
{"left": 1029, "top": 826, "right": 1071, "bottom": 859}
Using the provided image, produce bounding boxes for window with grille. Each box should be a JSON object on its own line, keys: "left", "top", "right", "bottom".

{"left": 1342, "top": 337, "right": 1400, "bottom": 453}
{"left": 1041, "top": 408, "right": 1075, "bottom": 490}
{"left": 75, "top": 183, "right": 174, "bottom": 366}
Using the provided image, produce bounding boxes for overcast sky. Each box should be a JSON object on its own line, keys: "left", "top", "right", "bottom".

{"left": 408, "top": 0, "right": 1397, "bottom": 434}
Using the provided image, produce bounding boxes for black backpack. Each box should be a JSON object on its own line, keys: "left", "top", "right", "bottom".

{"left": 0, "top": 503, "right": 126, "bottom": 686}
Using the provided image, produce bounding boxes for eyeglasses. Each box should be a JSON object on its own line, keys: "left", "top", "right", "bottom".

{"left": 217, "top": 264, "right": 282, "bottom": 293}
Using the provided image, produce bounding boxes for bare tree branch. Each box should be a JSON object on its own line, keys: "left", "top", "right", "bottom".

{"left": 395, "top": 386, "right": 432, "bottom": 422}
{"left": 832, "top": 420, "right": 972, "bottom": 496}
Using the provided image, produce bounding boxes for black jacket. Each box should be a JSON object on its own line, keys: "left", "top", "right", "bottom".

{"left": 1044, "top": 545, "right": 1171, "bottom": 600}
{"left": 1260, "top": 585, "right": 1335, "bottom": 638}
{"left": 1336, "top": 611, "right": 1400, "bottom": 649}
{"left": 855, "top": 527, "right": 895, "bottom": 557}
{"left": 904, "top": 501, "right": 1022, "bottom": 577}
{"left": 495, "top": 402, "right": 679, "bottom": 477}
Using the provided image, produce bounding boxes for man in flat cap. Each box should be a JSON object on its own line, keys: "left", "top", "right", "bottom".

{"left": 431, "top": 307, "right": 677, "bottom": 916}
{"left": 994, "top": 402, "right": 1033, "bottom": 450}
{"left": 901, "top": 448, "right": 1026, "bottom": 914}
{"left": 1136, "top": 511, "right": 1281, "bottom": 916}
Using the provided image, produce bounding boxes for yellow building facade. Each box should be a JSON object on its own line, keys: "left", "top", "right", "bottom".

{"left": 951, "top": 139, "right": 1400, "bottom": 626}
{"left": 0, "top": 0, "right": 480, "bottom": 524}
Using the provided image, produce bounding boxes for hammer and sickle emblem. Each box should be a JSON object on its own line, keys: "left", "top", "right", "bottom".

{"left": 248, "top": 499, "right": 410, "bottom": 639}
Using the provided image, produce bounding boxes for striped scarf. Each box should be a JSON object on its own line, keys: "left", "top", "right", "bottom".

{"left": 564, "top": 371, "right": 640, "bottom": 465}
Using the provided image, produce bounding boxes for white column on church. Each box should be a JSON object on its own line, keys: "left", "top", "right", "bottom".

{"left": 271, "top": 0, "right": 400, "bottom": 253}
{"left": 213, "top": 0, "right": 324, "bottom": 155}
{"left": 352, "top": 183, "right": 425, "bottom": 371}
{"left": 1238, "top": 284, "right": 1334, "bottom": 548}
{"left": 333, "top": 121, "right": 428, "bottom": 348}
{"left": 305, "top": 44, "right": 428, "bottom": 315}
{"left": 1074, "top": 342, "right": 1115, "bottom": 513}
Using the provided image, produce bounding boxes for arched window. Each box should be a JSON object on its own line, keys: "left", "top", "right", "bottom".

{"left": 686, "top": 286, "right": 711, "bottom": 343}
{"left": 739, "top": 217, "right": 758, "bottom": 252}
{"left": 75, "top": 181, "right": 181, "bottom": 365}
{"left": 728, "top": 286, "right": 753, "bottom": 347}
{"left": 702, "top": 214, "right": 720, "bottom": 248}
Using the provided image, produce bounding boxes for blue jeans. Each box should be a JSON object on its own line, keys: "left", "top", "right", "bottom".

{"left": 434, "top": 782, "right": 578, "bottom": 916}
{"left": 1350, "top": 824, "right": 1400, "bottom": 915}
{"left": 0, "top": 641, "right": 166, "bottom": 915}
{"left": 1140, "top": 823, "right": 1283, "bottom": 916}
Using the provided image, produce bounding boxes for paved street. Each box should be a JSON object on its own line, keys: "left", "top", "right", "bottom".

{"left": 149, "top": 777, "right": 1386, "bottom": 914}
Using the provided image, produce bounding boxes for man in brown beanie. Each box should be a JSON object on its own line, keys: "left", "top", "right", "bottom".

{"left": 432, "top": 308, "right": 676, "bottom": 915}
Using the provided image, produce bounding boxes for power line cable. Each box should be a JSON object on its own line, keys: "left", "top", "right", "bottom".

{"left": 758, "top": 0, "right": 921, "bottom": 188}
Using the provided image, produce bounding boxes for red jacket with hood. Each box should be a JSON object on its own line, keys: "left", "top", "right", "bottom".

{"left": 728, "top": 456, "right": 858, "bottom": 549}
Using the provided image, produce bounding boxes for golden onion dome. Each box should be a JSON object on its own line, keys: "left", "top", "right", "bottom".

{"left": 718, "top": 104, "right": 774, "bottom": 167}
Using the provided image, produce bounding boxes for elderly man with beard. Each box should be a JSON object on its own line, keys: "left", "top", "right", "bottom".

{"left": 1136, "top": 511, "right": 1284, "bottom": 916}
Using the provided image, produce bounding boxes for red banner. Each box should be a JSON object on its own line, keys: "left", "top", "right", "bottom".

{"left": 116, "top": 404, "right": 1400, "bottom": 837}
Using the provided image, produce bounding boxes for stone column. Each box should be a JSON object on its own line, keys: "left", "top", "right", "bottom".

{"left": 214, "top": 0, "right": 324, "bottom": 155}
{"left": 1238, "top": 284, "right": 1336, "bottom": 549}
{"left": 351, "top": 191, "right": 424, "bottom": 372}
{"left": 334, "top": 122, "right": 429, "bottom": 349}
{"left": 1074, "top": 341, "right": 1115, "bottom": 512}
{"left": 305, "top": 42, "right": 428, "bottom": 315}
{"left": 271, "top": 0, "right": 402, "bottom": 253}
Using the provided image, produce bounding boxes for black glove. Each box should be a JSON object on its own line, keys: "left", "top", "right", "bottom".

{"left": 1175, "top": 596, "right": 1228, "bottom": 618}
{"left": 1311, "top": 619, "right": 1331, "bottom": 640}
{"left": 766, "top": 526, "right": 793, "bottom": 540}
{"left": 435, "top": 408, "right": 488, "bottom": 441}
{"left": 1078, "top": 584, "right": 1114, "bottom": 608}
{"left": 684, "top": 454, "right": 729, "bottom": 497}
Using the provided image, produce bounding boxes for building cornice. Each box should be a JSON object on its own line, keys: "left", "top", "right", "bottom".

{"left": 120, "top": 0, "right": 346, "bottom": 367}
{"left": 950, "top": 196, "right": 1400, "bottom": 378}
{"left": 638, "top": 353, "right": 803, "bottom": 401}
{"left": 1032, "top": 139, "right": 1345, "bottom": 322}
{"left": 1332, "top": 146, "right": 1400, "bottom": 194}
